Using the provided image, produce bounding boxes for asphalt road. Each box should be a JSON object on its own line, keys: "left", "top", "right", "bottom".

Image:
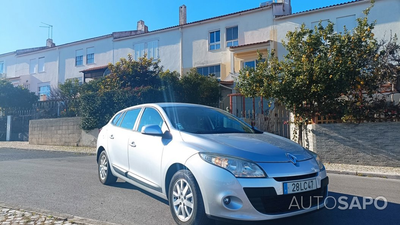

{"left": 0, "top": 148, "right": 399, "bottom": 225}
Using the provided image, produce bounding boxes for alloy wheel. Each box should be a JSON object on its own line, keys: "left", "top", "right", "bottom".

{"left": 172, "top": 178, "right": 194, "bottom": 222}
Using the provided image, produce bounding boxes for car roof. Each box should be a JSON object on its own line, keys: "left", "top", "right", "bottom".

{"left": 116, "top": 102, "right": 212, "bottom": 113}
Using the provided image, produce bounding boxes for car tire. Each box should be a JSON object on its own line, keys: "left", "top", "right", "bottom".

{"left": 98, "top": 151, "right": 117, "bottom": 185}
{"left": 168, "top": 169, "right": 210, "bottom": 225}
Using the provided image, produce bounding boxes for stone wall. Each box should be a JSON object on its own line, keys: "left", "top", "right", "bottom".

{"left": 29, "top": 117, "right": 98, "bottom": 147}
{"left": 303, "top": 122, "right": 400, "bottom": 167}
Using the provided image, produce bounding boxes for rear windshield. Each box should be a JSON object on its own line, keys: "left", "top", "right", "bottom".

{"left": 162, "top": 106, "right": 259, "bottom": 134}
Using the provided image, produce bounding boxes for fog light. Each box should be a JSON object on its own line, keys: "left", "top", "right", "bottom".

{"left": 223, "top": 197, "right": 231, "bottom": 205}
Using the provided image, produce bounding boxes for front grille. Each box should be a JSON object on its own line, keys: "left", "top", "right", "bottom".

{"left": 244, "top": 177, "right": 329, "bottom": 214}
{"left": 273, "top": 172, "right": 318, "bottom": 182}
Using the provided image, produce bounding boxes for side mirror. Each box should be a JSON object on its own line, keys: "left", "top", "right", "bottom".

{"left": 141, "top": 124, "right": 163, "bottom": 136}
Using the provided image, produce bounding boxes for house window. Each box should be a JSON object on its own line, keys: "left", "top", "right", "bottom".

{"left": 38, "top": 84, "right": 51, "bottom": 101}
{"left": 0, "top": 61, "right": 4, "bottom": 75}
{"left": 75, "top": 49, "right": 83, "bottom": 66}
{"left": 30, "top": 59, "right": 37, "bottom": 74}
{"left": 244, "top": 61, "right": 256, "bottom": 69}
{"left": 134, "top": 43, "right": 145, "bottom": 61}
{"left": 86, "top": 47, "right": 94, "bottom": 64}
{"left": 11, "top": 80, "right": 19, "bottom": 87}
{"left": 209, "top": 30, "right": 220, "bottom": 50}
{"left": 337, "top": 15, "right": 356, "bottom": 33}
{"left": 197, "top": 65, "right": 221, "bottom": 78}
{"left": 244, "top": 59, "right": 264, "bottom": 69}
{"left": 147, "top": 41, "right": 159, "bottom": 60}
{"left": 311, "top": 20, "right": 329, "bottom": 29}
{"left": 38, "top": 57, "right": 45, "bottom": 72}
{"left": 226, "top": 26, "right": 238, "bottom": 47}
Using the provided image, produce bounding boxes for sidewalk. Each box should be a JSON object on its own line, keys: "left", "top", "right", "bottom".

{"left": 0, "top": 203, "right": 118, "bottom": 225}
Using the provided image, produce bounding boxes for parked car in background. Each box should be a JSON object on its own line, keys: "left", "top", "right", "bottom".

{"left": 96, "top": 103, "right": 329, "bottom": 224}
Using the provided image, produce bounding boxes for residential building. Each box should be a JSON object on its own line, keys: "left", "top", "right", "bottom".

{"left": 0, "top": 0, "right": 398, "bottom": 107}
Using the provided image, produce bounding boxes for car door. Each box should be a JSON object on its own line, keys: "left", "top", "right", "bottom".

{"left": 108, "top": 108, "right": 142, "bottom": 174}
{"left": 128, "top": 107, "right": 167, "bottom": 191}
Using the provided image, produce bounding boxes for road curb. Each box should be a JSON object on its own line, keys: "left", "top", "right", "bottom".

{"left": 326, "top": 170, "right": 400, "bottom": 180}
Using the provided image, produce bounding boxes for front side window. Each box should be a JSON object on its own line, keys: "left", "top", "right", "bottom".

{"left": 75, "top": 49, "right": 83, "bottom": 66}
{"left": 226, "top": 26, "right": 238, "bottom": 47}
{"left": 120, "top": 108, "right": 141, "bottom": 130}
{"left": 147, "top": 40, "right": 159, "bottom": 60}
{"left": 209, "top": 30, "right": 220, "bottom": 50}
{"left": 134, "top": 43, "right": 145, "bottom": 61}
{"left": 86, "top": 47, "right": 94, "bottom": 64}
{"left": 137, "top": 108, "right": 164, "bottom": 132}
{"left": 30, "top": 58, "right": 37, "bottom": 74}
{"left": 38, "top": 57, "right": 45, "bottom": 72}
{"left": 197, "top": 65, "right": 221, "bottom": 78}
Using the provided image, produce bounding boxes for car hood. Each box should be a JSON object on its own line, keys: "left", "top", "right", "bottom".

{"left": 180, "top": 132, "right": 313, "bottom": 163}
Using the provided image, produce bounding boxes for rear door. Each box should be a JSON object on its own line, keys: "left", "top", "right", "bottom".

{"left": 108, "top": 108, "right": 142, "bottom": 173}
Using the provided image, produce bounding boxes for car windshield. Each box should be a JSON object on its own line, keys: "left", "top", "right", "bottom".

{"left": 162, "top": 105, "right": 259, "bottom": 134}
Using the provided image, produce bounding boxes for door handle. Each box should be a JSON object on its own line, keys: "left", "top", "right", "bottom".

{"left": 110, "top": 134, "right": 114, "bottom": 139}
{"left": 129, "top": 141, "right": 136, "bottom": 147}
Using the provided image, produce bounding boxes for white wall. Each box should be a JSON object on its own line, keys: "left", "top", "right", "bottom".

{"left": 0, "top": 52, "right": 17, "bottom": 78}
{"left": 58, "top": 36, "right": 114, "bottom": 83}
{"left": 113, "top": 28, "right": 181, "bottom": 74}
{"left": 181, "top": 7, "right": 274, "bottom": 80}
{"left": 275, "top": 0, "right": 400, "bottom": 59}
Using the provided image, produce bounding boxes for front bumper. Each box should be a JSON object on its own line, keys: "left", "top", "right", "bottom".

{"left": 185, "top": 154, "right": 329, "bottom": 221}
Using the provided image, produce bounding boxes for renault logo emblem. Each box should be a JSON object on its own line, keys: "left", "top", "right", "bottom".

{"left": 286, "top": 153, "right": 297, "bottom": 164}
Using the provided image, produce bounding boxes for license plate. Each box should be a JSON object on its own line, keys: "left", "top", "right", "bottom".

{"left": 283, "top": 179, "right": 317, "bottom": 194}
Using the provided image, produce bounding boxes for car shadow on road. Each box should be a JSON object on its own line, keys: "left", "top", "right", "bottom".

{"left": 213, "top": 191, "right": 400, "bottom": 225}
{"left": 110, "top": 179, "right": 169, "bottom": 205}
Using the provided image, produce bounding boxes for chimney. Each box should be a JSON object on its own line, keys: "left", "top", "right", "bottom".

{"left": 137, "top": 20, "right": 148, "bottom": 33}
{"left": 46, "top": 38, "right": 55, "bottom": 47}
{"left": 179, "top": 5, "right": 187, "bottom": 25}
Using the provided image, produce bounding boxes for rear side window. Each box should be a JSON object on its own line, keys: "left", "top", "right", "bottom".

{"left": 111, "top": 112, "right": 124, "bottom": 126}
{"left": 120, "top": 109, "right": 141, "bottom": 130}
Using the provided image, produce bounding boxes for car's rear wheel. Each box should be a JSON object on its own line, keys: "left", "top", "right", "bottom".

{"left": 168, "top": 170, "right": 209, "bottom": 225}
{"left": 98, "top": 151, "right": 117, "bottom": 185}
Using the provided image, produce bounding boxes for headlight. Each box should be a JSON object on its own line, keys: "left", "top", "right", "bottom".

{"left": 199, "top": 153, "right": 266, "bottom": 178}
{"left": 305, "top": 148, "right": 325, "bottom": 171}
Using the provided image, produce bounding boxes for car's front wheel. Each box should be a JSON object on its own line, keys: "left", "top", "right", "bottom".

{"left": 98, "top": 151, "right": 117, "bottom": 185}
{"left": 168, "top": 170, "right": 209, "bottom": 225}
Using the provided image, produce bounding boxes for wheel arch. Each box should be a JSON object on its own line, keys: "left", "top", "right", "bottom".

{"left": 97, "top": 146, "right": 105, "bottom": 163}
{"left": 165, "top": 163, "right": 189, "bottom": 198}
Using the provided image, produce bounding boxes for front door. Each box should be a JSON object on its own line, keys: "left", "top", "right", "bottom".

{"left": 128, "top": 107, "right": 167, "bottom": 192}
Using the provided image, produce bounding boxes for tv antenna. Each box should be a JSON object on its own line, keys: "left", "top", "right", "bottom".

{"left": 40, "top": 22, "right": 53, "bottom": 39}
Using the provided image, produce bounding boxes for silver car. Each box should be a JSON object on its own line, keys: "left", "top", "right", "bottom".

{"left": 96, "top": 103, "right": 328, "bottom": 224}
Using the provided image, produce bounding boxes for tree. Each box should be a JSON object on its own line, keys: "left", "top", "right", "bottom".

{"left": 100, "top": 54, "right": 162, "bottom": 92}
{"left": 50, "top": 78, "right": 81, "bottom": 117}
{"left": 179, "top": 68, "right": 220, "bottom": 106}
{"left": 236, "top": 51, "right": 280, "bottom": 116}
{"left": 275, "top": 2, "right": 399, "bottom": 123}
{"left": 0, "top": 79, "right": 38, "bottom": 112}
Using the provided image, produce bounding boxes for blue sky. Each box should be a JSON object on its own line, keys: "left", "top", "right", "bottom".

{"left": 0, "top": 0, "right": 351, "bottom": 54}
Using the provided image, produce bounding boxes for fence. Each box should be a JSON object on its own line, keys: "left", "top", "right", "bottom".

{"left": 0, "top": 100, "right": 75, "bottom": 141}
{"left": 228, "top": 94, "right": 290, "bottom": 138}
